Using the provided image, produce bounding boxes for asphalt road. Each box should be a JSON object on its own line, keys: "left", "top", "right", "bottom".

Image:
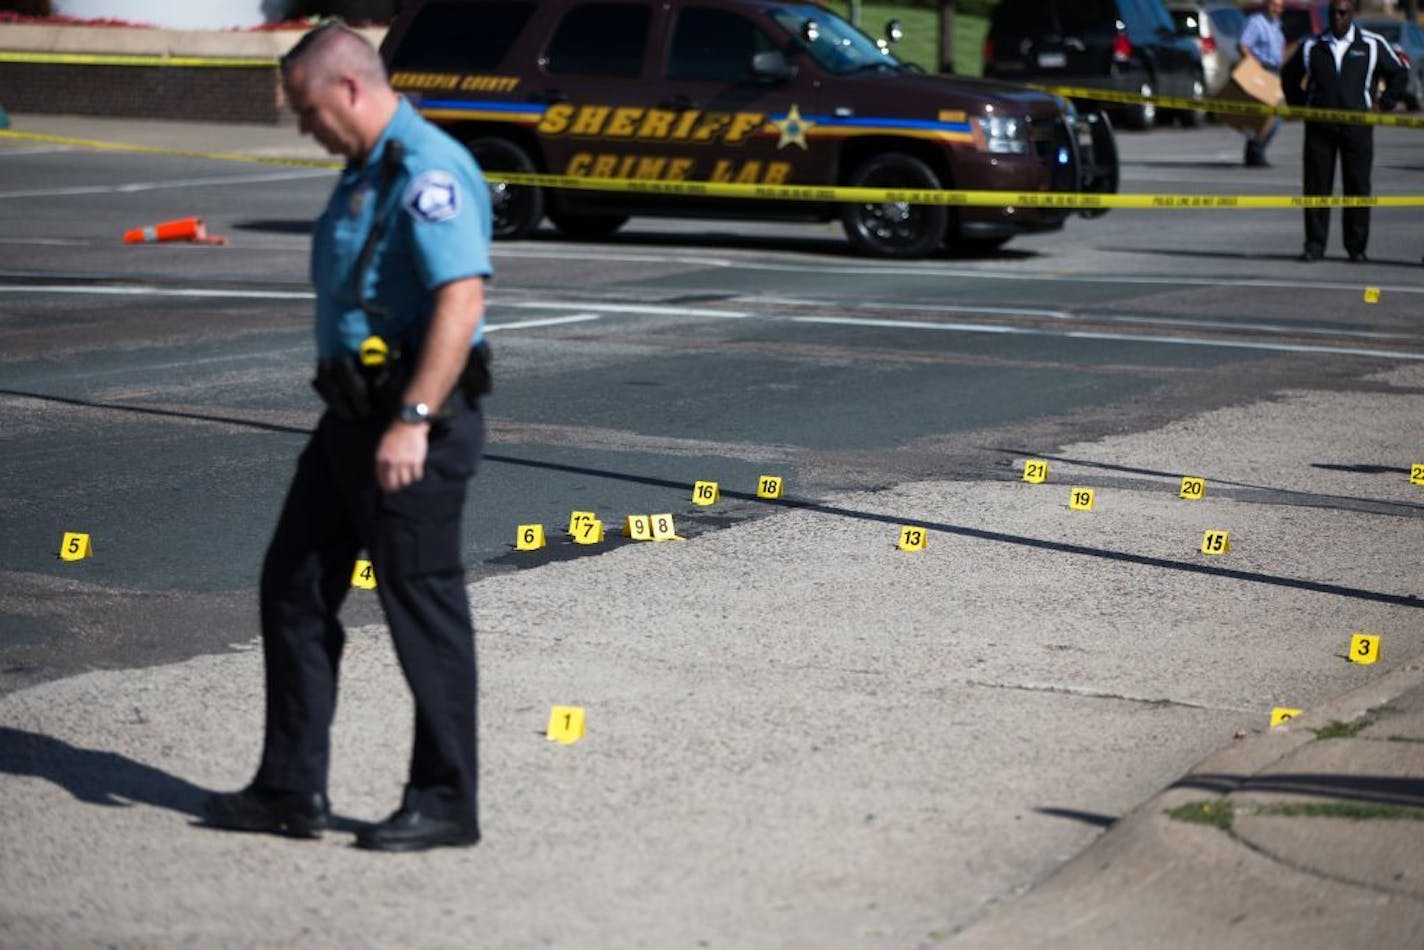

{"left": 2, "top": 119, "right": 1423, "bottom": 692}
{"left": 3, "top": 115, "right": 1424, "bottom": 947}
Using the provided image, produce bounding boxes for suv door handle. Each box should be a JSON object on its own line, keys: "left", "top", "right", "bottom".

{"left": 658, "top": 95, "right": 698, "bottom": 110}
{"left": 529, "top": 88, "right": 567, "bottom": 104}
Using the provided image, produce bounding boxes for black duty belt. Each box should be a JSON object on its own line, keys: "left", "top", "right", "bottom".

{"left": 312, "top": 340, "right": 492, "bottom": 425}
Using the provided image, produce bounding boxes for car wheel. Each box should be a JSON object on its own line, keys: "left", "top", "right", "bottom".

{"left": 546, "top": 209, "right": 629, "bottom": 239}
{"left": 1179, "top": 75, "right": 1207, "bottom": 128}
{"left": 464, "top": 137, "right": 543, "bottom": 239}
{"left": 840, "top": 153, "right": 948, "bottom": 258}
{"left": 1121, "top": 79, "right": 1156, "bottom": 131}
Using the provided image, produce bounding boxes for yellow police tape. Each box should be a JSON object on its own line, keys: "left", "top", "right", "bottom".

{"left": 1043, "top": 84, "right": 1424, "bottom": 130}
{"left": 4, "top": 128, "right": 1424, "bottom": 210}
{"left": 0, "top": 51, "right": 276, "bottom": 68}
{"left": 495, "top": 172, "right": 1424, "bottom": 210}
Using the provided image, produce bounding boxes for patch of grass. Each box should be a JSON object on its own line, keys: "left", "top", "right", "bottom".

{"left": 1166, "top": 800, "right": 1234, "bottom": 830}
{"left": 1387, "top": 735, "right": 1424, "bottom": 744}
{"left": 1251, "top": 802, "right": 1424, "bottom": 822}
{"left": 1311, "top": 718, "right": 1372, "bottom": 740}
{"left": 1368, "top": 703, "right": 1400, "bottom": 716}
{"left": 823, "top": 3, "right": 988, "bottom": 75}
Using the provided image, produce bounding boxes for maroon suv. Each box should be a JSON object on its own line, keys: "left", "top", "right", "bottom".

{"left": 381, "top": 0, "right": 1118, "bottom": 257}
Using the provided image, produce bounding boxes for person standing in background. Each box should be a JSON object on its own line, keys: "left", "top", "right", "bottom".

{"left": 1238, "top": 0, "right": 1287, "bottom": 166}
{"left": 1282, "top": 0, "right": 1408, "bottom": 263}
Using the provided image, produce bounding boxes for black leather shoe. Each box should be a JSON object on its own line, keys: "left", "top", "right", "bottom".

{"left": 355, "top": 808, "right": 480, "bottom": 853}
{"left": 1298, "top": 247, "right": 1323, "bottom": 262}
{"left": 1348, "top": 251, "right": 1369, "bottom": 263}
{"left": 202, "top": 785, "right": 329, "bottom": 838}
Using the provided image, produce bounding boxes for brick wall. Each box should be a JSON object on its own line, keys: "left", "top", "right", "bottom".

{"left": 0, "top": 62, "right": 287, "bottom": 123}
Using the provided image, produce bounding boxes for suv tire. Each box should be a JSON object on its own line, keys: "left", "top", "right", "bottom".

{"left": 465, "top": 137, "right": 543, "bottom": 239}
{"left": 840, "top": 153, "right": 948, "bottom": 258}
{"left": 1177, "top": 74, "right": 1207, "bottom": 128}
{"left": 547, "top": 209, "right": 629, "bottom": 239}
{"left": 1121, "top": 79, "right": 1157, "bottom": 131}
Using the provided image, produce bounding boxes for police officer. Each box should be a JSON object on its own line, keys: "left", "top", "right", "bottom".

{"left": 203, "top": 22, "right": 492, "bottom": 852}
{"left": 1282, "top": 0, "right": 1407, "bottom": 262}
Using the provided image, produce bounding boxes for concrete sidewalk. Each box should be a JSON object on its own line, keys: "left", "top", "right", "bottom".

{"left": 952, "top": 664, "right": 1424, "bottom": 948}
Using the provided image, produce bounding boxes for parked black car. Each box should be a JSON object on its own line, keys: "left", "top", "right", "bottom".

{"left": 983, "top": 0, "right": 1206, "bottom": 130}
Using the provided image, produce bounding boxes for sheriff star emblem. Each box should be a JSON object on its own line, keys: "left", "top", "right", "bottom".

{"left": 771, "top": 104, "right": 814, "bottom": 150}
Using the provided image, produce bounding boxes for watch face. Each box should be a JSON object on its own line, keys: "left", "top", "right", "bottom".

{"left": 400, "top": 403, "right": 430, "bottom": 423}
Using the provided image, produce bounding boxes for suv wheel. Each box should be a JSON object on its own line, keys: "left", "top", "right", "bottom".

{"left": 1122, "top": 79, "right": 1156, "bottom": 131}
{"left": 547, "top": 209, "right": 629, "bottom": 239}
{"left": 465, "top": 137, "right": 543, "bottom": 239}
{"left": 1178, "top": 75, "right": 1207, "bottom": 128}
{"left": 840, "top": 153, "right": 948, "bottom": 258}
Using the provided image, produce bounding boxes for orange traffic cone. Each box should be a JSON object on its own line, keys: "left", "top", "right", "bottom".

{"left": 122, "top": 216, "right": 228, "bottom": 246}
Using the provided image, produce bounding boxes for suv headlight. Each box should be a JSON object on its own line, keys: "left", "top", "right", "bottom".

{"left": 974, "top": 114, "right": 1029, "bottom": 154}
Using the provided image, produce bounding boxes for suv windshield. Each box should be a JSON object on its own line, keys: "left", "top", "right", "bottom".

{"left": 768, "top": 4, "right": 905, "bottom": 75}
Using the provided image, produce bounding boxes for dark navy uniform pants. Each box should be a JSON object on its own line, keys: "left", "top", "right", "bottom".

{"left": 1302, "top": 121, "right": 1373, "bottom": 256}
{"left": 255, "top": 405, "right": 483, "bottom": 824}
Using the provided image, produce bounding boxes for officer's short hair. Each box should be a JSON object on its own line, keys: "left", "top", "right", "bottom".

{"left": 281, "top": 20, "right": 388, "bottom": 88}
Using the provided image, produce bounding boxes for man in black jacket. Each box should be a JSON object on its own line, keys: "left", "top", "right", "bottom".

{"left": 1282, "top": 0, "right": 1407, "bottom": 262}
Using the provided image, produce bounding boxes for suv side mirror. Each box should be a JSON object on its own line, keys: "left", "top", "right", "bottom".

{"left": 885, "top": 19, "right": 904, "bottom": 45}
{"left": 800, "top": 19, "right": 820, "bottom": 44}
{"left": 751, "top": 49, "right": 797, "bottom": 81}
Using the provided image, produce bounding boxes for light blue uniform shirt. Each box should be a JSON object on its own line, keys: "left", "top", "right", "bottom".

{"left": 1241, "top": 12, "right": 1285, "bottom": 71}
{"left": 313, "top": 96, "right": 492, "bottom": 360}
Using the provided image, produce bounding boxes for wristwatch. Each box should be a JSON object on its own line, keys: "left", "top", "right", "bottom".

{"left": 397, "top": 401, "right": 431, "bottom": 425}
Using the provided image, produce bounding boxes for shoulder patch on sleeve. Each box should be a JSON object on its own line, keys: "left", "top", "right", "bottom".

{"left": 403, "top": 170, "right": 461, "bottom": 223}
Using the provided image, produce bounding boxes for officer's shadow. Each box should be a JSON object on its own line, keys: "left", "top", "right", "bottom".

{"left": 0, "top": 726, "right": 367, "bottom": 832}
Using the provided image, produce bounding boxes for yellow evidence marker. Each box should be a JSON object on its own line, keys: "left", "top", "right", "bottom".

{"left": 1069, "top": 487, "right": 1095, "bottom": 511}
{"left": 1363, "top": 287, "right": 1381, "bottom": 304}
{"left": 567, "top": 510, "right": 597, "bottom": 537}
{"left": 350, "top": 559, "right": 377, "bottom": 589}
{"left": 623, "top": 515, "right": 654, "bottom": 541}
{"left": 1348, "top": 633, "right": 1380, "bottom": 665}
{"left": 1178, "top": 476, "right": 1206, "bottom": 500}
{"left": 650, "top": 513, "right": 683, "bottom": 541}
{"left": 572, "top": 519, "right": 604, "bottom": 545}
{"left": 897, "top": 525, "right": 927, "bottom": 551}
{"left": 1410, "top": 464, "right": 1424, "bottom": 486}
{"left": 1201, "top": 530, "right": 1231, "bottom": 555}
{"left": 1022, "top": 459, "right": 1049, "bottom": 484}
{"left": 756, "top": 475, "right": 783, "bottom": 499}
{"left": 516, "top": 524, "right": 547, "bottom": 551}
{"left": 1270, "top": 707, "right": 1303, "bottom": 727}
{"left": 546, "top": 705, "right": 586, "bottom": 745}
{"left": 692, "top": 480, "right": 719, "bottom": 506}
{"left": 59, "top": 532, "right": 93, "bottom": 561}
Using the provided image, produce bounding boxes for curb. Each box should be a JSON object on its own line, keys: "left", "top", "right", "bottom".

{"left": 950, "top": 657, "right": 1424, "bottom": 947}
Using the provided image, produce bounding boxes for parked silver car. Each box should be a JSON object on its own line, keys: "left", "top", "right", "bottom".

{"left": 1168, "top": 2, "right": 1245, "bottom": 96}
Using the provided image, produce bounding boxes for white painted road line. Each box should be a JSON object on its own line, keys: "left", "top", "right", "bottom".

{"left": 485, "top": 313, "right": 602, "bottom": 332}
{"left": 793, "top": 315, "right": 1424, "bottom": 361}
{"left": 0, "top": 284, "right": 315, "bottom": 299}
{"left": 494, "top": 246, "right": 1424, "bottom": 295}
{"left": 0, "top": 168, "right": 331, "bottom": 200}
{"left": 503, "top": 300, "right": 751, "bottom": 319}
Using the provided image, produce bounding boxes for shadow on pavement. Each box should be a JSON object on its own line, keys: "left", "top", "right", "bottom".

{"left": 1175, "top": 771, "right": 1424, "bottom": 808}
{"left": 0, "top": 726, "right": 370, "bottom": 833}
{"left": 0, "top": 725, "right": 208, "bottom": 816}
{"left": 1033, "top": 806, "right": 1118, "bottom": 828}
{"left": 993, "top": 447, "right": 1424, "bottom": 514}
